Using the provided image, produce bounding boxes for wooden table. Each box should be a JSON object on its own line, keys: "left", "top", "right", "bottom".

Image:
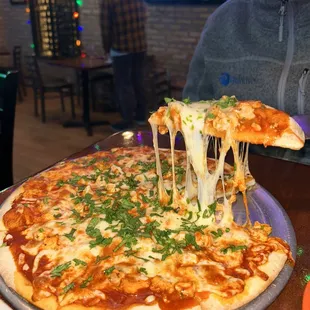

{"left": 0, "top": 135, "right": 309, "bottom": 309}
{"left": 48, "top": 57, "right": 112, "bottom": 136}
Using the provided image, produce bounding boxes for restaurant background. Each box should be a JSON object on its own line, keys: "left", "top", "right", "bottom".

{"left": 0, "top": 1, "right": 217, "bottom": 78}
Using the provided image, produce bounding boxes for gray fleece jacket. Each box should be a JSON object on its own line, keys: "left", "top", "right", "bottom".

{"left": 183, "top": 0, "right": 310, "bottom": 115}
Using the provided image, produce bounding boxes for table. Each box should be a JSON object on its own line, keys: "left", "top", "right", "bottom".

{"left": 0, "top": 134, "right": 309, "bottom": 309}
{"left": 48, "top": 57, "right": 112, "bottom": 136}
{"left": 0, "top": 50, "right": 10, "bottom": 56}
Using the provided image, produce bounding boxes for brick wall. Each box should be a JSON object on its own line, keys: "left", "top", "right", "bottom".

{"left": 0, "top": 1, "right": 218, "bottom": 79}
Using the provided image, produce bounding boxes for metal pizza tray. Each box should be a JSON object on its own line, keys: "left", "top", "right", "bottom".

{"left": 0, "top": 131, "right": 296, "bottom": 310}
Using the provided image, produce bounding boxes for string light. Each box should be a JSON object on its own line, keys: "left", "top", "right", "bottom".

{"left": 77, "top": 25, "right": 84, "bottom": 32}
{"left": 73, "top": 12, "right": 79, "bottom": 19}
{"left": 76, "top": 40, "right": 81, "bottom": 47}
{"left": 81, "top": 52, "right": 87, "bottom": 58}
{"left": 76, "top": 0, "right": 83, "bottom": 7}
{"left": 25, "top": 4, "right": 35, "bottom": 51}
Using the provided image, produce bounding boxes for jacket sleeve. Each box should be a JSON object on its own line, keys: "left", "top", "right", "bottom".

{"left": 183, "top": 23, "right": 213, "bottom": 101}
{"left": 100, "top": 0, "right": 112, "bottom": 53}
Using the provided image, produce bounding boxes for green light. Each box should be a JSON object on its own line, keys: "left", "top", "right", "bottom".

{"left": 30, "top": 43, "right": 35, "bottom": 49}
{"left": 305, "top": 274, "right": 310, "bottom": 283}
{"left": 76, "top": 0, "right": 83, "bottom": 6}
{"left": 297, "top": 246, "right": 304, "bottom": 256}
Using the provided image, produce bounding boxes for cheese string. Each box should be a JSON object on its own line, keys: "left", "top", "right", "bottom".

{"left": 168, "top": 128, "right": 180, "bottom": 203}
{"left": 151, "top": 123, "right": 170, "bottom": 204}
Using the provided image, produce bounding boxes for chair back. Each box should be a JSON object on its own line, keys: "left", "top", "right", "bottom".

{"left": 25, "top": 55, "right": 43, "bottom": 89}
{"left": 13, "top": 46, "right": 22, "bottom": 70}
{"left": 0, "top": 69, "right": 19, "bottom": 190}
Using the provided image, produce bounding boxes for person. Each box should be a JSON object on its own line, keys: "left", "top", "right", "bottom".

{"left": 100, "top": 0, "right": 148, "bottom": 131}
{"left": 183, "top": 0, "right": 310, "bottom": 116}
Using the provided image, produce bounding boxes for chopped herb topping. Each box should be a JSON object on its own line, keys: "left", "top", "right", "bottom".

{"left": 43, "top": 197, "right": 49, "bottom": 204}
{"left": 73, "top": 258, "right": 87, "bottom": 266}
{"left": 95, "top": 255, "right": 110, "bottom": 264}
{"left": 207, "top": 113, "right": 215, "bottom": 119}
{"left": 51, "top": 261, "right": 71, "bottom": 278}
{"left": 210, "top": 228, "right": 223, "bottom": 239}
{"left": 221, "top": 245, "right": 247, "bottom": 254}
{"left": 64, "top": 228, "right": 77, "bottom": 242}
{"left": 202, "top": 202, "right": 216, "bottom": 218}
{"left": 138, "top": 267, "right": 148, "bottom": 275}
{"left": 104, "top": 266, "right": 115, "bottom": 275}
{"left": 164, "top": 97, "right": 176, "bottom": 104}
{"left": 80, "top": 275, "right": 93, "bottom": 288}
{"left": 62, "top": 282, "right": 75, "bottom": 294}
{"left": 183, "top": 98, "right": 191, "bottom": 105}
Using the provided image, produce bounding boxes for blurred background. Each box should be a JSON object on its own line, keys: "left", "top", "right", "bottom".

{"left": 0, "top": 0, "right": 222, "bottom": 185}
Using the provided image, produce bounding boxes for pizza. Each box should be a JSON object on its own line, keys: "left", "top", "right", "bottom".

{"left": 0, "top": 96, "right": 304, "bottom": 310}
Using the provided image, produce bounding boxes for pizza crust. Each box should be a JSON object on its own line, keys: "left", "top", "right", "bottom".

{"left": 272, "top": 118, "right": 305, "bottom": 150}
{"left": 9, "top": 252, "right": 286, "bottom": 310}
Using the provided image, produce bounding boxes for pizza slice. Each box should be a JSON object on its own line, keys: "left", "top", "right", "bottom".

{"left": 149, "top": 96, "right": 305, "bottom": 150}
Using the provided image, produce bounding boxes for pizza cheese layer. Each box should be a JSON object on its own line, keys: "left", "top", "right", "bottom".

{"left": 2, "top": 147, "right": 290, "bottom": 309}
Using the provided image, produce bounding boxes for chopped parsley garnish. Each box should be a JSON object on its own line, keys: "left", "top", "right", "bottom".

{"left": 138, "top": 267, "right": 148, "bottom": 275}
{"left": 221, "top": 245, "right": 247, "bottom": 254}
{"left": 210, "top": 228, "right": 223, "bottom": 239}
{"left": 62, "top": 282, "right": 75, "bottom": 294}
{"left": 95, "top": 255, "right": 110, "bottom": 264}
{"left": 183, "top": 98, "right": 191, "bottom": 105}
{"left": 64, "top": 228, "right": 77, "bottom": 242}
{"left": 202, "top": 201, "right": 217, "bottom": 218}
{"left": 214, "top": 96, "right": 238, "bottom": 109}
{"left": 53, "top": 213, "right": 62, "bottom": 219}
{"left": 104, "top": 266, "right": 115, "bottom": 275}
{"left": 197, "top": 200, "right": 201, "bottom": 212}
{"left": 73, "top": 258, "right": 87, "bottom": 266}
{"left": 38, "top": 228, "right": 44, "bottom": 233}
{"left": 51, "top": 261, "right": 71, "bottom": 278}
{"left": 86, "top": 218, "right": 113, "bottom": 249}
{"left": 207, "top": 113, "right": 215, "bottom": 119}
{"left": 80, "top": 275, "right": 93, "bottom": 288}
{"left": 56, "top": 180, "right": 65, "bottom": 187}
{"left": 225, "top": 228, "right": 230, "bottom": 233}
{"left": 85, "top": 158, "right": 97, "bottom": 167}
{"left": 0, "top": 242, "right": 7, "bottom": 248}
{"left": 43, "top": 197, "right": 49, "bottom": 204}
{"left": 116, "top": 155, "right": 125, "bottom": 160}
{"left": 164, "top": 97, "right": 176, "bottom": 104}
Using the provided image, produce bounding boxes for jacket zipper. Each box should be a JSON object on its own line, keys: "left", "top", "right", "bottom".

{"left": 297, "top": 68, "right": 309, "bottom": 114}
{"left": 277, "top": 0, "right": 295, "bottom": 111}
{"left": 278, "top": 0, "right": 288, "bottom": 42}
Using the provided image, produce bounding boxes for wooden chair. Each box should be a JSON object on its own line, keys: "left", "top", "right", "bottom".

{"left": 13, "top": 46, "right": 27, "bottom": 102}
{"left": 25, "top": 55, "right": 76, "bottom": 123}
{"left": 0, "top": 69, "right": 19, "bottom": 190}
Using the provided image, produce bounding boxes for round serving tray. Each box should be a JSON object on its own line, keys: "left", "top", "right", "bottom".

{"left": 0, "top": 131, "right": 296, "bottom": 310}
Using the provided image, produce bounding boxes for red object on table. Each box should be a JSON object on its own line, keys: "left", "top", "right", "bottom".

{"left": 303, "top": 282, "right": 310, "bottom": 310}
